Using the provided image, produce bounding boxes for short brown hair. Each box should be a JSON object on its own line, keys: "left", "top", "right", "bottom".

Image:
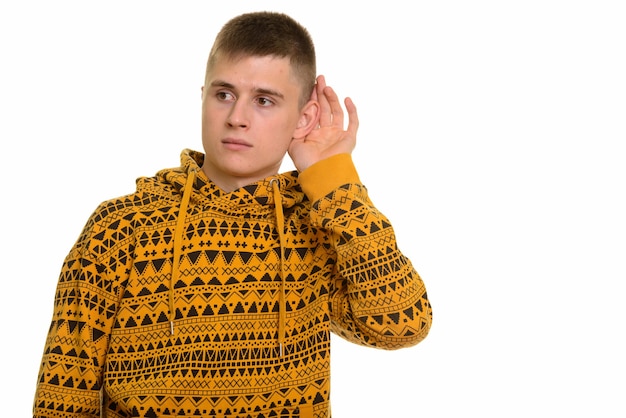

{"left": 205, "top": 11, "right": 316, "bottom": 108}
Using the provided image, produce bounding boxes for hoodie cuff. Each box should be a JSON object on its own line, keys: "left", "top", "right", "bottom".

{"left": 298, "top": 153, "right": 361, "bottom": 202}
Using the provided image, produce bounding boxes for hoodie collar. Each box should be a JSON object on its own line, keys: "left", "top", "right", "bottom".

{"left": 148, "top": 149, "right": 304, "bottom": 209}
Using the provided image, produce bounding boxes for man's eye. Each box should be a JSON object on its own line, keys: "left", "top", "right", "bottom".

{"left": 257, "top": 97, "right": 274, "bottom": 106}
{"left": 217, "top": 91, "right": 234, "bottom": 101}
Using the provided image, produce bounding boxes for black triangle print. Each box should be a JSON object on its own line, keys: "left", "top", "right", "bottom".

{"left": 222, "top": 251, "right": 236, "bottom": 264}
{"left": 187, "top": 251, "right": 202, "bottom": 264}
{"left": 133, "top": 261, "right": 149, "bottom": 275}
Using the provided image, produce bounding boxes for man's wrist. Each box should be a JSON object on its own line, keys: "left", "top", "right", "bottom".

{"left": 298, "top": 153, "right": 361, "bottom": 202}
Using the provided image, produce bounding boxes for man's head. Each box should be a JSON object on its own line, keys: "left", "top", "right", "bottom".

{"left": 205, "top": 11, "right": 316, "bottom": 109}
{"left": 200, "top": 12, "right": 321, "bottom": 192}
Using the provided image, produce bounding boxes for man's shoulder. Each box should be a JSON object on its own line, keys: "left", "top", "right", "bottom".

{"left": 76, "top": 190, "right": 178, "bottom": 257}
{"left": 88, "top": 189, "right": 177, "bottom": 229}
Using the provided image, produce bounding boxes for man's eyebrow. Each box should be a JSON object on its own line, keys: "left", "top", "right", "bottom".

{"left": 254, "top": 87, "right": 284, "bottom": 100}
{"left": 210, "top": 80, "right": 284, "bottom": 100}
{"left": 210, "top": 80, "right": 235, "bottom": 89}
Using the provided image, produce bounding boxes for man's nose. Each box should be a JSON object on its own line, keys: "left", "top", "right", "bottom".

{"left": 226, "top": 100, "right": 249, "bottom": 128}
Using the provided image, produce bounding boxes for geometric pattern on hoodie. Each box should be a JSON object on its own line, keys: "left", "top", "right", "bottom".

{"left": 33, "top": 149, "right": 432, "bottom": 418}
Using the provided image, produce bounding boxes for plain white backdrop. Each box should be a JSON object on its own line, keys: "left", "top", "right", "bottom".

{"left": 1, "top": 1, "right": 625, "bottom": 416}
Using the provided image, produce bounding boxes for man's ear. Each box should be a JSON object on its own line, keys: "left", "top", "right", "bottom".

{"left": 293, "top": 100, "right": 320, "bottom": 139}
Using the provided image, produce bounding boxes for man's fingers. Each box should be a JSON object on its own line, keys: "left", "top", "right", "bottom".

{"left": 317, "top": 76, "right": 333, "bottom": 127}
{"left": 324, "top": 86, "right": 344, "bottom": 129}
{"left": 344, "top": 97, "right": 359, "bottom": 137}
{"left": 309, "top": 84, "right": 318, "bottom": 102}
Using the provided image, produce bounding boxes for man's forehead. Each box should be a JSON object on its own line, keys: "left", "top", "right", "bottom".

{"left": 206, "top": 54, "right": 299, "bottom": 90}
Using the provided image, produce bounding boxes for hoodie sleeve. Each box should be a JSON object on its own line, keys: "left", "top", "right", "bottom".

{"left": 299, "top": 153, "right": 432, "bottom": 349}
{"left": 33, "top": 206, "right": 125, "bottom": 418}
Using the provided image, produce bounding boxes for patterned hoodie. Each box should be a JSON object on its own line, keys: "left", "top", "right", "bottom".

{"left": 33, "top": 149, "right": 432, "bottom": 418}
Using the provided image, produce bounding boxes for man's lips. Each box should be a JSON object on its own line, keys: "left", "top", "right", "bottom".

{"left": 221, "top": 138, "right": 252, "bottom": 150}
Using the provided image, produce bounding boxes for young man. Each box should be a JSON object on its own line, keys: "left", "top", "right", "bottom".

{"left": 33, "top": 11, "right": 432, "bottom": 418}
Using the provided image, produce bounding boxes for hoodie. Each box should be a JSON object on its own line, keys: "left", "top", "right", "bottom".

{"left": 33, "top": 149, "right": 432, "bottom": 418}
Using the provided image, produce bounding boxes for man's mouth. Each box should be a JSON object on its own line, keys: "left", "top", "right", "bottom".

{"left": 222, "top": 138, "right": 252, "bottom": 149}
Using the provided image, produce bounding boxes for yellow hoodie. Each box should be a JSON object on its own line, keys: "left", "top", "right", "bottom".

{"left": 34, "top": 149, "right": 432, "bottom": 418}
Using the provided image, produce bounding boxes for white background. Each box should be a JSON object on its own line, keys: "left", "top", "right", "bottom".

{"left": 2, "top": 1, "right": 625, "bottom": 416}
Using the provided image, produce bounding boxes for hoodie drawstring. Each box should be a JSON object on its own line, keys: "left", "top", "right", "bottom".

{"left": 169, "top": 169, "right": 196, "bottom": 335}
{"left": 270, "top": 179, "right": 287, "bottom": 357}
{"left": 168, "top": 171, "right": 286, "bottom": 355}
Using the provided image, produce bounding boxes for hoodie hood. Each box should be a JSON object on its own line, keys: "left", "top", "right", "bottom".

{"left": 138, "top": 149, "right": 305, "bottom": 353}
{"left": 137, "top": 149, "right": 305, "bottom": 210}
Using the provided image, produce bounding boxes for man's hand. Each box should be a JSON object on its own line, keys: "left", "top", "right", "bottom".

{"left": 289, "top": 75, "right": 359, "bottom": 172}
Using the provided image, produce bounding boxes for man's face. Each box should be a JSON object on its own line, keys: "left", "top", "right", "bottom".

{"left": 201, "top": 55, "right": 305, "bottom": 192}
